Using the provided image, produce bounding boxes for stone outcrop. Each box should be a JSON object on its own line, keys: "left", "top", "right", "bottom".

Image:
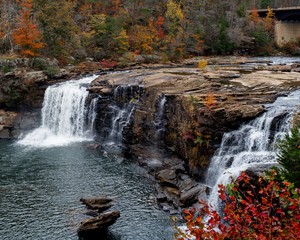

{"left": 80, "top": 197, "right": 113, "bottom": 211}
{"left": 78, "top": 211, "right": 120, "bottom": 237}
{"left": 78, "top": 196, "right": 120, "bottom": 237}
{"left": 88, "top": 59, "right": 300, "bottom": 180}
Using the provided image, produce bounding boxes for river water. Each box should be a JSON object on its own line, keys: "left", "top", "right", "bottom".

{"left": 0, "top": 74, "right": 173, "bottom": 240}
{"left": 0, "top": 141, "right": 173, "bottom": 240}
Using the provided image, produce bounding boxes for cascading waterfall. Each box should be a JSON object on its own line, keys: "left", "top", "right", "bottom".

{"left": 18, "top": 75, "right": 99, "bottom": 147}
{"left": 206, "top": 90, "right": 300, "bottom": 209}
{"left": 108, "top": 85, "right": 137, "bottom": 143}
{"left": 153, "top": 95, "right": 167, "bottom": 142}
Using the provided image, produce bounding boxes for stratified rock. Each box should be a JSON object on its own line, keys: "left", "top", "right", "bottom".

{"left": 77, "top": 211, "right": 120, "bottom": 236}
{"left": 156, "top": 169, "right": 177, "bottom": 187}
{"left": 80, "top": 197, "right": 113, "bottom": 211}
{"left": 179, "top": 184, "right": 208, "bottom": 206}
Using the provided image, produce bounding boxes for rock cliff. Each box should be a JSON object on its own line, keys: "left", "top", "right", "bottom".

{"left": 88, "top": 58, "right": 300, "bottom": 180}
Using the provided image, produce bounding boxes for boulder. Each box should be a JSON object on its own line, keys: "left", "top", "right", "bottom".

{"left": 80, "top": 196, "right": 113, "bottom": 211}
{"left": 156, "top": 169, "right": 177, "bottom": 187}
{"left": 77, "top": 211, "right": 120, "bottom": 236}
{"left": 179, "top": 184, "right": 209, "bottom": 206}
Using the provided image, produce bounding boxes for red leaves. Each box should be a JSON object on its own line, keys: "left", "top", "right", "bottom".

{"left": 177, "top": 170, "right": 300, "bottom": 240}
{"left": 99, "top": 59, "right": 118, "bottom": 69}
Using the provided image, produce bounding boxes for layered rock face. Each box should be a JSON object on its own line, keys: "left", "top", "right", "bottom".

{"left": 88, "top": 57, "right": 300, "bottom": 180}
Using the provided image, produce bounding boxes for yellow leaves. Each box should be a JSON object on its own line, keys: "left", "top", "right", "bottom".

{"left": 114, "top": 29, "right": 129, "bottom": 54}
{"left": 130, "top": 24, "right": 156, "bottom": 54}
{"left": 266, "top": 7, "right": 275, "bottom": 19}
{"left": 166, "top": 0, "right": 183, "bottom": 22}
{"left": 197, "top": 59, "right": 208, "bottom": 70}
{"left": 250, "top": 7, "right": 274, "bottom": 32}
{"left": 90, "top": 14, "right": 107, "bottom": 34}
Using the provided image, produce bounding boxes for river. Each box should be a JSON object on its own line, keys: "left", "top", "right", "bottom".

{"left": 0, "top": 74, "right": 173, "bottom": 240}
{"left": 0, "top": 140, "right": 173, "bottom": 239}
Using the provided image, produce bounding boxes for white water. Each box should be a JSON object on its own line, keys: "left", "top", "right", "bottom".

{"left": 154, "top": 95, "right": 167, "bottom": 141}
{"left": 108, "top": 85, "right": 136, "bottom": 143}
{"left": 206, "top": 90, "right": 300, "bottom": 209}
{"left": 18, "top": 75, "right": 98, "bottom": 147}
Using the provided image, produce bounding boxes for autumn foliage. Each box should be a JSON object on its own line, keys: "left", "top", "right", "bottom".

{"left": 177, "top": 170, "right": 300, "bottom": 240}
{"left": 12, "top": 0, "right": 44, "bottom": 57}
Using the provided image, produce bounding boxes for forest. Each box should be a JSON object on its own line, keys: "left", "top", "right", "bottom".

{"left": 0, "top": 0, "right": 300, "bottom": 65}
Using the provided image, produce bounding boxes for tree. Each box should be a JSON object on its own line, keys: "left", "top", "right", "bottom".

{"left": 33, "top": 0, "right": 80, "bottom": 60}
{"left": 12, "top": 0, "right": 44, "bottom": 57}
{"left": 176, "top": 170, "right": 300, "bottom": 239}
{"left": 0, "top": 0, "right": 18, "bottom": 53}
{"left": 278, "top": 126, "right": 300, "bottom": 188}
{"left": 248, "top": 7, "right": 275, "bottom": 55}
{"left": 165, "top": 0, "right": 185, "bottom": 59}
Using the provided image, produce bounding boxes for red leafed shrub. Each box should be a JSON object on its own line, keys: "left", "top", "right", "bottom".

{"left": 176, "top": 170, "right": 300, "bottom": 240}
{"left": 99, "top": 59, "right": 118, "bottom": 68}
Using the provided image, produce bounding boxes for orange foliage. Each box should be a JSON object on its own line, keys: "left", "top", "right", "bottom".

{"left": 205, "top": 93, "right": 216, "bottom": 109}
{"left": 250, "top": 8, "right": 261, "bottom": 23}
{"left": 12, "top": 0, "right": 45, "bottom": 57}
{"left": 250, "top": 7, "right": 275, "bottom": 32}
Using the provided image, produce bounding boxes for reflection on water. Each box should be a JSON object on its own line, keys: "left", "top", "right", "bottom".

{"left": 0, "top": 140, "right": 173, "bottom": 240}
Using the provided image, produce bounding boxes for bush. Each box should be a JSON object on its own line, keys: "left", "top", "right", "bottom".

{"left": 176, "top": 170, "right": 300, "bottom": 240}
{"left": 44, "top": 66, "right": 60, "bottom": 77}
{"left": 277, "top": 126, "right": 300, "bottom": 188}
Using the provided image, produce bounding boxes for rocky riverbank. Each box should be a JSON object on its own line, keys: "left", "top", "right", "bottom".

{"left": 1, "top": 56, "right": 300, "bottom": 213}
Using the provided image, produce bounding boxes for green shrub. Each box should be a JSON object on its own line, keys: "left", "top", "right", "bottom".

{"left": 277, "top": 126, "right": 300, "bottom": 187}
{"left": 32, "top": 58, "right": 47, "bottom": 70}
{"left": 44, "top": 66, "right": 60, "bottom": 77}
{"left": 1, "top": 64, "right": 11, "bottom": 74}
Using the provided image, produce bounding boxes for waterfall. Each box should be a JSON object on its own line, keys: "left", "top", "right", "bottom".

{"left": 18, "top": 75, "right": 98, "bottom": 147}
{"left": 107, "top": 85, "right": 138, "bottom": 143}
{"left": 153, "top": 95, "right": 167, "bottom": 142}
{"left": 206, "top": 90, "right": 300, "bottom": 209}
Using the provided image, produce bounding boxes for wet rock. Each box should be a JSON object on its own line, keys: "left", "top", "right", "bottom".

{"left": 179, "top": 184, "right": 208, "bottom": 206}
{"left": 146, "top": 159, "right": 163, "bottom": 171}
{"left": 157, "top": 193, "right": 167, "bottom": 202}
{"left": 80, "top": 197, "right": 113, "bottom": 211}
{"left": 77, "top": 211, "right": 120, "bottom": 237}
{"left": 23, "top": 71, "right": 47, "bottom": 84}
{"left": 86, "top": 143, "right": 101, "bottom": 149}
{"left": 156, "top": 169, "right": 177, "bottom": 187}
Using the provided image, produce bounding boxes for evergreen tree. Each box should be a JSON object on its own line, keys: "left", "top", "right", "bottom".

{"left": 277, "top": 126, "right": 300, "bottom": 187}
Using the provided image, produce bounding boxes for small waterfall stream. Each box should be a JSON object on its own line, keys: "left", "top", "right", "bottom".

{"left": 108, "top": 85, "right": 140, "bottom": 143}
{"left": 18, "top": 75, "right": 98, "bottom": 147}
{"left": 206, "top": 90, "right": 300, "bottom": 209}
{"left": 153, "top": 95, "right": 167, "bottom": 143}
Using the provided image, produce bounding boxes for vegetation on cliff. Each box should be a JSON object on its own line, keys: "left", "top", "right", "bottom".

{"left": 277, "top": 126, "right": 300, "bottom": 188}
{"left": 0, "top": 0, "right": 299, "bottom": 65}
{"left": 177, "top": 125, "right": 300, "bottom": 239}
{"left": 176, "top": 170, "right": 300, "bottom": 239}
